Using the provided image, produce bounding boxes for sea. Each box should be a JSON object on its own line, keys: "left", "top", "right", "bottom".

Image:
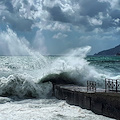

{"left": 0, "top": 46, "right": 118, "bottom": 120}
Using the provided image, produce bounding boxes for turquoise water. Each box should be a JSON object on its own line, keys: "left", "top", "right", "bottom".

{"left": 87, "top": 55, "right": 120, "bottom": 76}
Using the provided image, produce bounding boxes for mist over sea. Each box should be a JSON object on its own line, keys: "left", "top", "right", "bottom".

{"left": 0, "top": 46, "right": 118, "bottom": 120}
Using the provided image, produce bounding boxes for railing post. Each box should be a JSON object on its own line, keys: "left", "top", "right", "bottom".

{"left": 105, "top": 78, "right": 120, "bottom": 92}
{"left": 108, "top": 79, "right": 110, "bottom": 91}
{"left": 112, "top": 80, "right": 113, "bottom": 90}
{"left": 95, "top": 82, "right": 96, "bottom": 92}
{"left": 87, "top": 81, "right": 96, "bottom": 92}
{"left": 116, "top": 80, "right": 118, "bottom": 92}
{"left": 105, "top": 78, "right": 107, "bottom": 92}
{"left": 87, "top": 81, "right": 88, "bottom": 92}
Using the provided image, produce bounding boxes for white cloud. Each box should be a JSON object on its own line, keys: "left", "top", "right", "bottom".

{"left": 49, "top": 22, "right": 71, "bottom": 31}
{"left": 33, "top": 21, "right": 71, "bottom": 32}
{"left": 89, "top": 18, "right": 102, "bottom": 26}
{"left": 116, "top": 27, "right": 120, "bottom": 32}
{"left": 53, "top": 32, "right": 68, "bottom": 39}
{"left": 114, "top": 18, "right": 120, "bottom": 23}
{"left": 14, "top": 0, "right": 49, "bottom": 20}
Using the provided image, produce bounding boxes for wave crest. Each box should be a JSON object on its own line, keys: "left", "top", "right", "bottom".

{"left": 0, "top": 74, "right": 53, "bottom": 99}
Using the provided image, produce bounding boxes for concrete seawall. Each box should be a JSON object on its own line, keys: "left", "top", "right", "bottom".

{"left": 53, "top": 84, "right": 120, "bottom": 120}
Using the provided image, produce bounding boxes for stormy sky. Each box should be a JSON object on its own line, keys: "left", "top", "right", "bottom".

{"left": 0, "top": 0, "right": 120, "bottom": 55}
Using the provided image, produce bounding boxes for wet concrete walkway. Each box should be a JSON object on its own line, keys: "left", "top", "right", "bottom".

{"left": 54, "top": 84, "right": 120, "bottom": 120}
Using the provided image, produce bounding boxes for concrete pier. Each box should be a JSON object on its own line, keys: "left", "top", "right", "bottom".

{"left": 54, "top": 84, "right": 120, "bottom": 120}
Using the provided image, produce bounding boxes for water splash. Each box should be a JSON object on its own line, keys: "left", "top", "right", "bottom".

{"left": 0, "top": 74, "right": 52, "bottom": 99}
{"left": 0, "top": 28, "right": 118, "bottom": 97}
{"left": 39, "top": 46, "right": 108, "bottom": 87}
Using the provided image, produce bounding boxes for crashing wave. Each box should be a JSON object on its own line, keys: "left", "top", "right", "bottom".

{"left": 0, "top": 74, "right": 53, "bottom": 99}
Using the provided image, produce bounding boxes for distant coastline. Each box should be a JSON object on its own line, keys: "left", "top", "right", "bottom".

{"left": 94, "top": 44, "right": 120, "bottom": 56}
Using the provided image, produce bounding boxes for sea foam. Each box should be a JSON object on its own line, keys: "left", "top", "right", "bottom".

{"left": 0, "top": 74, "right": 52, "bottom": 99}
{"left": 0, "top": 46, "right": 113, "bottom": 99}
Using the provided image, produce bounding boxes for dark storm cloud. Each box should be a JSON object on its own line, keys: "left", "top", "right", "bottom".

{"left": 101, "top": 9, "right": 120, "bottom": 29}
{"left": 110, "top": 10, "right": 120, "bottom": 19}
{"left": 23, "top": 0, "right": 29, "bottom": 5}
{"left": 47, "top": 5, "right": 91, "bottom": 30}
{"left": 46, "top": 5, "right": 91, "bottom": 31}
{"left": 101, "top": 18, "right": 115, "bottom": 29}
{"left": 47, "top": 6, "right": 69, "bottom": 23}
{"left": 4, "top": 14, "right": 33, "bottom": 31}
{"left": 78, "top": 0, "right": 110, "bottom": 17}
{"left": 1, "top": 0, "right": 119, "bottom": 32}
{"left": 0, "top": 3, "right": 33, "bottom": 32}
{"left": 0, "top": 0, "right": 14, "bottom": 13}
{"left": 45, "top": 0, "right": 120, "bottom": 31}
{"left": 5, "top": 1, "right": 14, "bottom": 13}
{"left": 45, "top": 0, "right": 112, "bottom": 31}
{"left": 0, "top": 0, "right": 34, "bottom": 32}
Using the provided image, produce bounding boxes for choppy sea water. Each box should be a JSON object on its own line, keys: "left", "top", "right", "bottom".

{"left": 0, "top": 47, "right": 118, "bottom": 120}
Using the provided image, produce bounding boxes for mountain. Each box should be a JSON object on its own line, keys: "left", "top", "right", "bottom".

{"left": 94, "top": 44, "right": 120, "bottom": 55}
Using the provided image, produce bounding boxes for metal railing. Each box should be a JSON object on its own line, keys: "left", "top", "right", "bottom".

{"left": 105, "top": 78, "right": 120, "bottom": 92}
{"left": 87, "top": 81, "right": 96, "bottom": 92}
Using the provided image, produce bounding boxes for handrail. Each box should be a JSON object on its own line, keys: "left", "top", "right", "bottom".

{"left": 105, "top": 78, "right": 120, "bottom": 92}
{"left": 87, "top": 81, "right": 96, "bottom": 92}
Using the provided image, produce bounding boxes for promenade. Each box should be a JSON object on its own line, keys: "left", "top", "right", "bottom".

{"left": 53, "top": 83, "right": 120, "bottom": 120}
